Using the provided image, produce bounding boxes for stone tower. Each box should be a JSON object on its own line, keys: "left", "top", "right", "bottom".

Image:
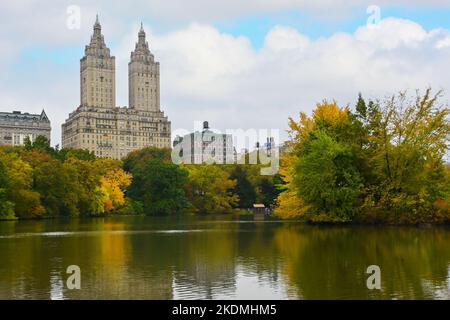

{"left": 62, "top": 17, "right": 171, "bottom": 159}
{"left": 80, "top": 15, "right": 116, "bottom": 108}
{"left": 128, "top": 23, "right": 160, "bottom": 111}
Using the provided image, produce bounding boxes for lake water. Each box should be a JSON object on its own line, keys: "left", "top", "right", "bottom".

{"left": 0, "top": 215, "right": 449, "bottom": 299}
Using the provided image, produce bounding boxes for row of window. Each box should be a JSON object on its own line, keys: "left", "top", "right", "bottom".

{"left": 90, "top": 144, "right": 166, "bottom": 158}
{"left": 135, "top": 72, "right": 157, "bottom": 77}
{"left": 82, "top": 77, "right": 113, "bottom": 83}
{"left": 137, "top": 87, "right": 156, "bottom": 92}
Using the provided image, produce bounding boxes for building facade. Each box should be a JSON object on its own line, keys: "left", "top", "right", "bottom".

{"left": 62, "top": 17, "right": 171, "bottom": 159}
{"left": 0, "top": 110, "right": 51, "bottom": 146}
{"left": 173, "top": 121, "right": 235, "bottom": 164}
{"left": 129, "top": 24, "right": 160, "bottom": 111}
{"left": 261, "top": 137, "right": 276, "bottom": 157}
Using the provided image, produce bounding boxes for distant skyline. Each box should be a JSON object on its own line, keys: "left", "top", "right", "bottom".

{"left": 1, "top": 1, "right": 450, "bottom": 145}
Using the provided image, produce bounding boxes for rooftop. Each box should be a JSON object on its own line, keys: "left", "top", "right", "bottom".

{"left": 0, "top": 110, "right": 50, "bottom": 122}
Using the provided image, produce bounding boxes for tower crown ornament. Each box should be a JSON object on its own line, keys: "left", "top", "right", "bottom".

{"left": 84, "top": 15, "right": 111, "bottom": 58}
{"left": 131, "top": 22, "right": 154, "bottom": 63}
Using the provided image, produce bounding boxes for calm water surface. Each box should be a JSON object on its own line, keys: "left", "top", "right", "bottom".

{"left": 0, "top": 215, "right": 449, "bottom": 299}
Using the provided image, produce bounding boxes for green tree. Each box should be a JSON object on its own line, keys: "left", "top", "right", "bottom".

{"left": 257, "top": 175, "right": 283, "bottom": 207}
{"left": 125, "top": 148, "right": 189, "bottom": 215}
{"left": 0, "top": 158, "right": 15, "bottom": 220}
{"left": 24, "top": 135, "right": 57, "bottom": 157}
{"left": 276, "top": 89, "right": 450, "bottom": 224}
{"left": 294, "top": 130, "right": 363, "bottom": 222}
{"left": 229, "top": 165, "right": 256, "bottom": 208}
{"left": 355, "top": 92, "right": 367, "bottom": 120}
{"left": 185, "top": 164, "right": 238, "bottom": 214}
{"left": 0, "top": 152, "right": 44, "bottom": 218}
{"left": 58, "top": 148, "right": 96, "bottom": 161}
{"left": 63, "top": 157, "right": 106, "bottom": 216}
{"left": 123, "top": 147, "right": 171, "bottom": 171}
{"left": 361, "top": 89, "right": 450, "bottom": 222}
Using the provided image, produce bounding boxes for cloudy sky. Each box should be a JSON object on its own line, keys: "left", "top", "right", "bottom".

{"left": 1, "top": 0, "right": 450, "bottom": 146}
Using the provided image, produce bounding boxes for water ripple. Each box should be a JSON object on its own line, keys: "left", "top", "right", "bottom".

{"left": 0, "top": 229, "right": 216, "bottom": 239}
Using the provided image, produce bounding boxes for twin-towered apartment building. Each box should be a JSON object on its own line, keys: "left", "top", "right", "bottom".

{"left": 1, "top": 17, "right": 237, "bottom": 163}
{"left": 61, "top": 16, "right": 171, "bottom": 159}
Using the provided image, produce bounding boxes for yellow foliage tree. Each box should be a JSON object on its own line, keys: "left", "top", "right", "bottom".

{"left": 99, "top": 169, "right": 132, "bottom": 212}
{"left": 0, "top": 152, "right": 45, "bottom": 218}
{"left": 276, "top": 101, "right": 350, "bottom": 219}
{"left": 313, "top": 100, "right": 350, "bottom": 126}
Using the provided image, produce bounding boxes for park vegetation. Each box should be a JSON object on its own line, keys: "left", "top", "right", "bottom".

{"left": 275, "top": 89, "right": 450, "bottom": 224}
{"left": 0, "top": 137, "right": 132, "bottom": 220}
{"left": 1, "top": 88, "right": 448, "bottom": 224}
{"left": 0, "top": 138, "right": 281, "bottom": 220}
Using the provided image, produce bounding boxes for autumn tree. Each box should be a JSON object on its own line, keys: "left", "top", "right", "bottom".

{"left": 276, "top": 89, "right": 450, "bottom": 224}
{"left": 99, "top": 168, "right": 132, "bottom": 212}
{"left": 185, "top": 164, "right": 238, "bottom": 214}
{"left": 0, "top": 157, "right": 15, "bottom": 220}
{"left": 358, "top": 89, "right": 450, "bottom": 222}
{"left": 0, "top": 151, "right": 44, "bottom": 218}
{"left": 125, "top": 148, "right": 190, "bottom": 215}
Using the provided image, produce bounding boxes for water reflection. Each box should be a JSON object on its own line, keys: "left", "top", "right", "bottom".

{"left": 0, "top": 216, "right": 449, "bottom": 299}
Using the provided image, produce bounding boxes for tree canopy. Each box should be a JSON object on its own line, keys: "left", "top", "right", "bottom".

{"left": 276, "top": 89, "right": 450, "bottom": 224}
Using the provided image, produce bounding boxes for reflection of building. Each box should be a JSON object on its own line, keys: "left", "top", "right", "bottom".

{"left": 0, "top": 110, "right": 51, "bottom": 146}
{"left": 62, "top": 17, "right": 170, "bottom": 159}
{"left": 173, "top": 121, "right": 235, "bottom": 164}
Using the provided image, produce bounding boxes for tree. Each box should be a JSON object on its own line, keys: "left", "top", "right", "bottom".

{"left": 277, "top": 101, "right": 359, "bottom": 220}
{"left": 24, "top": 135, "right": 57, "bottom": 157}
{"left": 99, "top": 168, "right": 132, "bottom": 212}
{"left": 58, "top": 148, "right": 96, "bottom": 161}
{"left": 258, "top": 175, "right": 283, "bottom": 207}
{"left": 123, "top": 147, "right": 171, "bottom": 171}
{"left": 0, "top": 152, "right": 44, "bottom": 218}
{"left": 21, "top": 150, "right": 70, "bottom": 216}
{"left": 361, "top": 89, "right": 450, "bottom": 221}
{"left": 1, "top": 143, "right": 133, "bottom": 218}
{"left": 62, "top": 157, "right": 106, "bottom": 216}
{"left": 185, "top": 164, "right": 238, "bottom": 214}
{"left": 355, "top": 92, "right": 367, "bottom": 120}
{"left": 126, "top": 150, "right": 189, "bottom": 215}
{"left": 294, "top": 130, "right": 363, "bottom": 221}
{"left": 274, "top": 147, "right": 309, "bottom": 219}
{"left": 229, "top": 165, "right": 256, "bottom": 208}
{"left": 0, "top": 158, "right": 15, "bottom": 220}
{"left": 276, "top": 89, "right": 450, "bottom": 224}
{"left": 229, "top": 164, "right": 282, "bottom": 208}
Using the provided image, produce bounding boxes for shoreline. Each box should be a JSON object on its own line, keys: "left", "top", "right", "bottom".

{"left": 1, "top": 211, "right": 450, "bottom": 227}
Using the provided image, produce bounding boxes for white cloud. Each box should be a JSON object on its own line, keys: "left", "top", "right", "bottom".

{"left": 154, "top": 24, "right": 255, "bottom": 99}
{"left": 435, "top": 35, "right": 450, "bottom": 49}
{"left": 1, "top": 4, "right": 450, "bottom": 146}
{"left": 355, "top": 18, "right": 428, "bottom": 49}
{"left": 143, "top": 18, "right": 449, "bottom": 140}
{"left": 264, "top": 26, "right": 310, "bottom": 52}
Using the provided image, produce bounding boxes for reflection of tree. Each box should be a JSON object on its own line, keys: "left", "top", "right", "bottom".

{"left": 236, "top": 221, "right": 284, "bottom": 287}
{"left": 77, "top": 218, "right": 174, "bottom": 299}
{"left": 170, "top": 219, "right": 285, "bottom": 299}
{"left": 172, "top": 219, "right": 238, "bottom": 299}
{"left": 274, "top": 225, "right": 450, "bottom": 299}
{"left": 2, "top": 217, "right": 450, "bottom": 299}
{"left": 0, "top": 218, "right": 173, "bottom": 299}
{"left": 0, "top": 220, "right": 52, "bottom": 299}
